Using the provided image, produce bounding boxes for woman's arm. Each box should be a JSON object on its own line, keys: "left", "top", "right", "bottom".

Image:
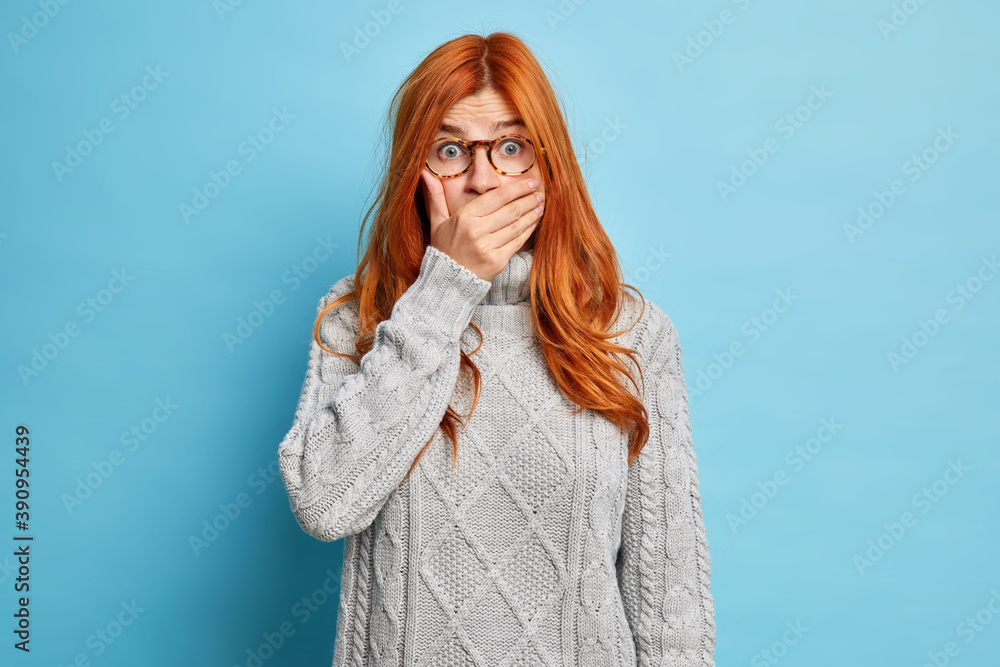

{"left": 278, "top": 245, "right": 492, "bottom": 542}
{"left": 616, "top": 306, "right": 716, "bottom": 666}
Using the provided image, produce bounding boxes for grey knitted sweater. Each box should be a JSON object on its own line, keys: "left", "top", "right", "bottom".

{"left": 278, "top": 244, "right": 715, "bottom": 666}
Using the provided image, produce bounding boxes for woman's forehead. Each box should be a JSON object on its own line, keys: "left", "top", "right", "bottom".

{"left": 437, "top": 117, "right": 527, "bottom": 140}
{"left": 443, "top": 89, "right": 518, "bottom": 118}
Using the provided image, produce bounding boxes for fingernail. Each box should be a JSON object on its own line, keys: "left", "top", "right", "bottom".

{"left": 536, "top": 193, "right": 544, "bottom": 202}
{"left": 529, "top": 179, "right": 538, "bottom": 189}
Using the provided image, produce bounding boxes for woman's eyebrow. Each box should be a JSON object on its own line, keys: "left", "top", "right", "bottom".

{"left": 437, "top": 118, "right": 526, "bottom": 139}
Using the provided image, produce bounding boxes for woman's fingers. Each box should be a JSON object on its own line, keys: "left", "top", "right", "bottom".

{"left": 482, "top": 180, "right": 543, "bottom": 249}
{"left": 494, "top": 195, "right": 543, "bottom": 250}
{"left": 469, "top": 178, "right": 540, "bottom": 228}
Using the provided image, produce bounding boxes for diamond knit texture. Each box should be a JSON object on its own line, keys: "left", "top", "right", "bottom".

{"left": 278, "top": 244, "right": 716, "bottom": 666}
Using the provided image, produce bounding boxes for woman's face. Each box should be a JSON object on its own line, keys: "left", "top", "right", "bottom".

{"left": 422, "top": 87, "right": 545, "bottom": 253}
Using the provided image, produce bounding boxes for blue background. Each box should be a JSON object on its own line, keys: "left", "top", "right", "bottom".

{"left": 2, "top": 0, "right": 998, "bottom": 665}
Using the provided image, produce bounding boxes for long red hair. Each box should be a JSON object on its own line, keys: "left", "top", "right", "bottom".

{"left": 314, "top": 31, "right": 652, "bottom": 477}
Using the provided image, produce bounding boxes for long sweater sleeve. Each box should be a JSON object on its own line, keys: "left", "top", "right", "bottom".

{"left": 616, "top": 307, "right": 716, "bottom": 666}
{"left": 278, "top": 245, "right": 492, "bottom": 543}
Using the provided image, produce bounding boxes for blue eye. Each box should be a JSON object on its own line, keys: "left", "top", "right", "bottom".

{"left": 438, "top": 143, "right": 465, "bottom": 159}
{"left": 498, "top": 139, "right": 525, "bottom": 156}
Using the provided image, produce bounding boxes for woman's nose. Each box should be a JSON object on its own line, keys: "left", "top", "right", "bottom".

{"left": 467, "top": 146, "right": 500, "bottom": 185}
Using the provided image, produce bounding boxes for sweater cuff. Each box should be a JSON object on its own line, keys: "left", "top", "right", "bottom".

{"left": 391, "top": 245, "right": 492, "bottom": 342}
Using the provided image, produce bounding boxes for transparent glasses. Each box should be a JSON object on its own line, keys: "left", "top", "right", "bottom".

{"left": 425, "top": 134, "right": 544, "bottom": 178}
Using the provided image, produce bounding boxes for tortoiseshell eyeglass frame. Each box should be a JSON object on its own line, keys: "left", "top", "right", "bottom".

{"left": 425, "top": 134, "right": 547, "bottom": 178}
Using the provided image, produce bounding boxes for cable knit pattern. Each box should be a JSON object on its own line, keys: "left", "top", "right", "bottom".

{"left": 278, "top": 244, "right": 715, "bottom": 666}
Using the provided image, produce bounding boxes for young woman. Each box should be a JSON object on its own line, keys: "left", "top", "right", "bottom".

{"left": 278, "top": 31, "right": 716, "bottom": 667}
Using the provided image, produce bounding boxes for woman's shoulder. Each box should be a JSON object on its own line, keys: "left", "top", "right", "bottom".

{"left": 321, "top": 273, "right": 357, "bottom": 306}
{"left": 616, "top": 286, "right": 680, "bottom": 357}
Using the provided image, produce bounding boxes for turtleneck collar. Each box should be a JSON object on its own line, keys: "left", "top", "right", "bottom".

{"left": 479, "top": 248, "right": 533, "bottom": 305}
